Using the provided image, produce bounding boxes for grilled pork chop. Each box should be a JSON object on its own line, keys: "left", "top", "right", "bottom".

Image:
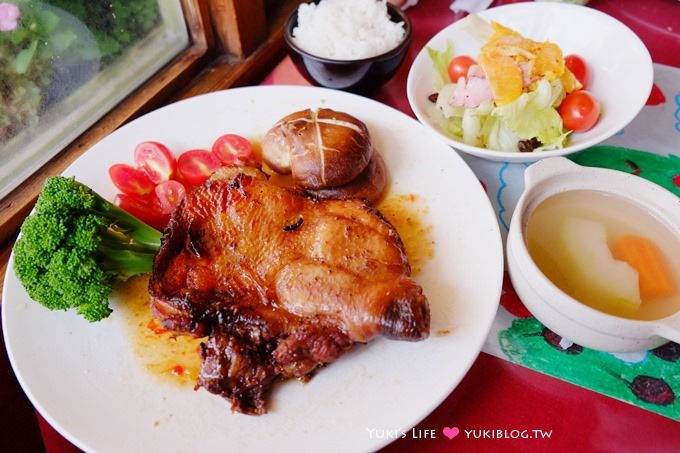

{"left": 149, "top": 167, "right": 429, "bottom": 414}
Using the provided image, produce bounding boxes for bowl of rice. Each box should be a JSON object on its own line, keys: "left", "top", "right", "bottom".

{"left": 284, "top": 0, "right": 412, "bottom": 93}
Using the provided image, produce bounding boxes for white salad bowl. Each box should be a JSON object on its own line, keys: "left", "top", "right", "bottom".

{"left": 507, "top": 157, "right": 680, "bottom": 352}
{"left": 406, "top": 2, "right": 653, "bottom": 163}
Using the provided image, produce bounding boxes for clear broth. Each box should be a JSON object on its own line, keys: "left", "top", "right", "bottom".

{"left": 526, "top": 189, "right": 680, "bottom": 320}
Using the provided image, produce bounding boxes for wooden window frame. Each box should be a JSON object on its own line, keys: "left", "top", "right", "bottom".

{"left": 0, "top": 0, "right": 305, "bottom": 267}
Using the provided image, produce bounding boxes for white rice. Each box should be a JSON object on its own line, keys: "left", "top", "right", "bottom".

{"left": 292, "top": 0, "right": 406, "bottom": 60}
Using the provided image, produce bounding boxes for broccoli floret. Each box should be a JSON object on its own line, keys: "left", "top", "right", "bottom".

{"left": 13, "top": 176, "right": 162, "bottom": 322}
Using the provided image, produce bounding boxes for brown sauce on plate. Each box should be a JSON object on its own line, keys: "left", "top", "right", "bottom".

{"left": 378, "top": 192, "right": 434, "bottom": 276}
{"left": 115, "top": 276, "right": 203, "bottom": 388}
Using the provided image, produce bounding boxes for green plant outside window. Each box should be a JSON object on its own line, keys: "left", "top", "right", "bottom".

{"left": 0, "top": 0, "right": 189, "bottom": 199}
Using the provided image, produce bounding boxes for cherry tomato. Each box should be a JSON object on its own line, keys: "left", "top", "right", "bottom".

{"left": 155, "top": 180, "right": 187, "bottom": 214}
{"left": 447, "top": 55, "right": 476, "bottom": 83}
{"left": 176, "top": 149, "right": 222, "bottom": 186}
{"left": 564, "top": 54, "right": 590, "bottom": 89}
{"left": 558, "top": 90, "right": 601, "bottom": 132}
{"left": 134, "top": 141, "right": 177, "bottom": 184}
{"left": 114, "top": 193, "right": 169, "bottom": 230}
{"left": 109, "top": 163, "right": 156, "bottom": 196}
{"left": 212, "top": 134, "right": 256, "bottom": 166}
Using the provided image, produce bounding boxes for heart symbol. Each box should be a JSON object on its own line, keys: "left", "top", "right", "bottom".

{"left": 442, "top": 426, "right": 460, "bottom": 440}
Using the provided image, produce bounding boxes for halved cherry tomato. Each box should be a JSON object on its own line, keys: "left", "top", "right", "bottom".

{"left": 211, "top": 134, "right": 255, "bottom": 166}
{"left": 564, "top": 54, "right": 590, "bottom": 89}
{"left": 448, "top": 55, "right": 476, "bottom": 83}
{"left": 134, "top": 141, "right": 177, "bottom": 184}
{"left": 155, "top": 180, "right": 187, "bottom": 214}
{"left": 114, "top": 192, "right": 169, "bottom": 230}
{"left": 176, "top": 149, "right": 222, "bottom": 186}
{"left": 109, "top": 163, "right": 156, "bottom": 196}
{"left": 558, "top": 90, "right": 601, "bottom": 132}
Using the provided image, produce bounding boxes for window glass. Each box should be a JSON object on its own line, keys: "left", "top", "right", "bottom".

{"left": 0, "top": 0, "right": 189, "bottom": 199}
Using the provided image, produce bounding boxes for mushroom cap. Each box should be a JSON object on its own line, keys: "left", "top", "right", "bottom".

{"left": 262, "top": 108, "right": 373, "bottom": 189}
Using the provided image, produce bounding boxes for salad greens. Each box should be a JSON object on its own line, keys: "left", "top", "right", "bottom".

{"left": 426, "top": 43, "right": 454, "bottom": 92}
{"left": 428, "top": 44, "right": 570, "bottom": 152}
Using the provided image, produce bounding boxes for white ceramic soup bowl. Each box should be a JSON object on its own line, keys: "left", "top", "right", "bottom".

{"left": 507, "top": 157, "right": 680, "bottom": 352}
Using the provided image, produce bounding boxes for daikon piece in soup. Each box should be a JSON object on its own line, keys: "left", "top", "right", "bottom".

{"left": 526, "top": 189, "right": 680, "bottom": 320}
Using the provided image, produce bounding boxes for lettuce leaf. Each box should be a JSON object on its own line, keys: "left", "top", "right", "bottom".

{"left": 426, "top": 43, "right": 454, "bottom": 91}
{"left": 432, "top": 75, "right": 568, "bottom": 152}
{"left": 492, "top": 79, "right": 568, "bottom": 150}
{"left": 427, "top": 37, "right": 570, "bottom": 152}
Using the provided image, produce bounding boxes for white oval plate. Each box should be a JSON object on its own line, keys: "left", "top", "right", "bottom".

{"left": 2, "top": 86, "right": 503, "bottom": 453}
{"left": 407, "top": 2, "right": 653, "bottom": 162}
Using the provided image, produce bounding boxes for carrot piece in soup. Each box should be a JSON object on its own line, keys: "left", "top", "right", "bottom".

{"left": 611, "top": 236, "right": 676, "bottom": 299}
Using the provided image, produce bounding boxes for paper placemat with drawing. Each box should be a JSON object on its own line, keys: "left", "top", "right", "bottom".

{"left": 473, "top": 63, "right": 680, "bottom": 422}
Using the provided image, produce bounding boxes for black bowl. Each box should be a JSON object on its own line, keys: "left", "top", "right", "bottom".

{"left": 284, "top": 2, "right": 412, "bottom": 94}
